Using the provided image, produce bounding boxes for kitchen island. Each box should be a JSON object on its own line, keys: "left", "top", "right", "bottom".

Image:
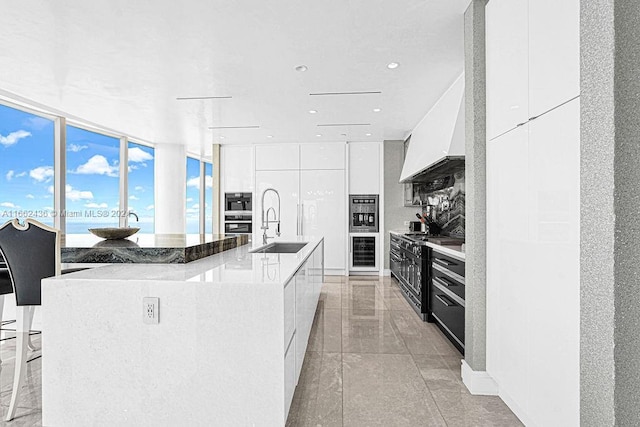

{"left": 42, "top": 237, "right": 324, "bottom": 426}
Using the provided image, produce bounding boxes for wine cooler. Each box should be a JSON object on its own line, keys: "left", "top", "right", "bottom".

{"left": 350, "top": 234, "right": 378, "bottom": 271}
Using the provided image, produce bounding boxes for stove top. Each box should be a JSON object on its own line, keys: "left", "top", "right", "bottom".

{"left": 402, "top": 233, "right": 463, "bottom": 245}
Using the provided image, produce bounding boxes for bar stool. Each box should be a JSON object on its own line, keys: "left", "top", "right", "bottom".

{"left": 0, "top": 218, "right": 61, "bottom": 421}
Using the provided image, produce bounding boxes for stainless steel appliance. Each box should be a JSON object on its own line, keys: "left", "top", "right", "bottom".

{"left": 389, "top": 233, "right": 430, "bottom": 320}
{"left": 349, "top": 195, "right": 378, "bottom": 232}
{"left": 224, "top": 192, "right": 253, "bottom": 235}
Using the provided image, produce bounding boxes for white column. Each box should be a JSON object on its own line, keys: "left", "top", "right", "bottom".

{"left": 154, "top": 144, "right": 186, "bottom": 234}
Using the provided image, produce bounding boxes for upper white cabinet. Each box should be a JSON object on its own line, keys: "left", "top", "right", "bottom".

{"left": 255, "top": 144, "right": 300, "bottom": 170}
{"left": 349, "top": 142, "right": 380, "bottom": 194}
{"left": 528, "top": 0, "right": 580, "bottom": 118}
{"left": 300, "top": 143, "right": 345, "bottom": 170}
{"left": 486, "top": 0, "right": 579, "bottom": 140}
{"left": 221, "top": 145, "right": 254, "bottom": 192}
{"left": 486, "top": 0, "right": 529, "bottom": 140}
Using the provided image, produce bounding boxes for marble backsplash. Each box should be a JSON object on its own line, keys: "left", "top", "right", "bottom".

{"left": 413, "top": 170, "right": 465, "bottom": 238}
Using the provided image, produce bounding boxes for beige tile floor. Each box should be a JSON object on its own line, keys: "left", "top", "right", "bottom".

{"left": 287, "top": 276, "right": 523, "bottom": 427}
{"left": 0, "top": 276, "right": 522, "bottom": 426}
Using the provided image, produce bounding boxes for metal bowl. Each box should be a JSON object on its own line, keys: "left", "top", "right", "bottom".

{"left": 88, "top": 227, "right": 140, "bottom": 240}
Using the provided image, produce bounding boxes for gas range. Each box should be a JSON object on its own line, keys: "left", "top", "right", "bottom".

{"left": 402, "top": 233, "right": 464, "bottom": 246}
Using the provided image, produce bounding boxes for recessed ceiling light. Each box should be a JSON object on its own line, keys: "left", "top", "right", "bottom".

{"left": 387, "top": 62, "right": 400, "bottom": 69}
{"left": 373, "top": 108, "right": 381, "bottom": 113}
{"left": 340, "top": 133, "right": 347, "bottom": 136}
{"left": 219, "top": 136, "right": 225, "bottom": 139}
{"left": 267, "top": 135, "right": 273, "bottom": 138}
{"left": 295, "top": 65, "right": 308, "bottom": 72}
{"left": 316, "top": 134, "right": 322, "bottom": 137}
{"left": 365, "top": 133, "right": 372, "bottom": 136}
{"left": 309, "top": 110, "right": 318, "bottom": 114}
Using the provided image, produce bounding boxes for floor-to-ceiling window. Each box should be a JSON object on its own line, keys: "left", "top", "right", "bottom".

{"left": 204, "top": 161, "right": 213, "bottom": 234}
{"left": 0, "top": 103, "right": 55, "bottom": 226}
{"left": 186, "top": 156, "right": 201, "bottom": 234}
{"left": 128, "top": 142, "right": 155, "bottom": 233}
{"left": 65, "top": 126, "right": 120, "bottom": 233}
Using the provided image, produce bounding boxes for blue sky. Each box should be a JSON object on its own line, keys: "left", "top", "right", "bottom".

{"left": 1, "top": 102, "right": 213, "bottom": 234}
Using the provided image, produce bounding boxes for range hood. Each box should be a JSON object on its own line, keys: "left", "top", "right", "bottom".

{"left": 400, "top": 73, "right": 465, "bottom": 183}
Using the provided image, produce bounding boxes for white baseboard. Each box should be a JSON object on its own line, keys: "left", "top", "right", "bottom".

{"left": 461, "top": 360, "right": 499, "bottom": 396}
{"left": 324, "top": 269, "right": 345, "bottom": 276}
{"left": 382, "top": 269, "right": 391, "bottom": 276}
{"left": 498, "top": 386, "right": 532, "bottom": 427}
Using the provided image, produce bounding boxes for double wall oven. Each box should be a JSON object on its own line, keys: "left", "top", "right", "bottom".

{"left": 224, "top": 193, "right": 252, "bottom": 235}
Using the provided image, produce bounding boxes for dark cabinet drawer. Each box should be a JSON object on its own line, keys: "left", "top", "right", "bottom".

{"left": 432, "top": 264, "right": 465, "bottom": 300}
{"left": 431, "top": 251, "right": 465, "bottom": 278}
{"left": 430, "top": 287, "right": 465, "bottom": 348}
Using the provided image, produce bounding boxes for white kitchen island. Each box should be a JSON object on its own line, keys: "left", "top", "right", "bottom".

{"left": 41, "top": 237, "right": 324, "bottom": 426}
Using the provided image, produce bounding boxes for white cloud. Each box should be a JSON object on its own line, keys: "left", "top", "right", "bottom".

{"left": 75, "top": 155, "right": 119, "bottom": 177}
{"left": 42, "top": 206, "right": 53, "bottom": 211}
{"left": 25, "top": 194, "right": 34, "bottom": 199}
{"left": 65, "top": 184, "right": 93, "bottom": 201}
{"left": 186, "top": 176, "right": 200, "bottom": 189}
{"left": 128, "top": 147, "right": 153, "bottom": 163}
{"left": 68, "top": 144, "right": 88, "bottom": 152}
{"left": 0, "top": 130, "right": 31, "bottom": 146}
{"left": 129, "top": 195, "right": 139, "bottom": 200}
{"left": 84, "top": 202, "right": 108, "bottom": 208}
{"left": 15, "top": 172, "right": 26, "bottom": 178}
{"left": 0, "top": 202, "right": 17, "bottom": 208}
{"left": 47, "top": 185, "right": 54, "bottom": 194}
{"left": 134, "top": 186, "right": 144, "bottom": 191}
{"left": 23, "top": 116, "right": 51, "bottom": 130}
{"left": 205, "top": 175, "right": 213, "bottom": 189}
{"left": 5, "top": 170, "right": 14, "bottom": 181}
{"left": 186, "top": 197, "right": 193, "bottom": 202}
{"left": 146, "top": 204, "right": 155, "bottom": 211}
{"left": 192, "top": 203, "right": 200, "bottom": 209}
{"left": 30, "top": 166, "right": 54, "bottom": 182}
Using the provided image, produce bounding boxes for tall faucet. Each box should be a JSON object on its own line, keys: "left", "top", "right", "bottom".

{"left": 260, "top": 188, "right": 281, "bottom": 244}
{"left": 128, "top": 211, "right": 139, "bottom": 228}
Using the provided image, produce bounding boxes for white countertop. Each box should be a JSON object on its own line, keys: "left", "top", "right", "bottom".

{"left": 390, "top": 230, "right": 465, "bottom": 261}
{"left": 58, "top": 235, "right": 324, "bottom": 286}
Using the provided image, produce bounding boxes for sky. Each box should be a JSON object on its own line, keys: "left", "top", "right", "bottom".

{"left": 0, "top": 103, "right": 213, "bottom": 234}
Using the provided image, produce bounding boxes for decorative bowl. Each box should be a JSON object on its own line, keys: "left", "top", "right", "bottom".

{"left": 88, "top": 227, "right": 140, "bottom": 240}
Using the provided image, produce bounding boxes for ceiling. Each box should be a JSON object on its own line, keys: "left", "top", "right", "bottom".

{"left": 0, "top": 0, "right": 468, "bottom": 157}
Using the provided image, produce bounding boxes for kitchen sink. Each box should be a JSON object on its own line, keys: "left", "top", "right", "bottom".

{"left": 250, "top": 242, "right": 308, "bottom": 254}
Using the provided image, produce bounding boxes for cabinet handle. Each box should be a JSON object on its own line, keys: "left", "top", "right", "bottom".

{"left": 433, "top": 276, "right": 455, "bottom": 287}
{"left": 434, "top": 258, "right": 455, "bottom": 267}
{"left": 435, "top": 294, "right": 454, "bottom": 307}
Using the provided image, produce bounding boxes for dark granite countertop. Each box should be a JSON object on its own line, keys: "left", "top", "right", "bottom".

{"left": 61, "top": 233, "right": 249, "bottom": 264}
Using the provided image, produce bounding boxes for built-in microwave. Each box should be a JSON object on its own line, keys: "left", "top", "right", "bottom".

{"left": 224, "top": 213, "right": 252, "bottom": 235}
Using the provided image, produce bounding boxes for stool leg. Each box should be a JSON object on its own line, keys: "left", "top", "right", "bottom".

{"left": 0, "top": 295, "right": 4, "bottom": 364}
{"left": 5, "top": 306, "right": 31, "bottom": 422}
{"left": 27, "top": 306, "right": 36, "bottom": 352}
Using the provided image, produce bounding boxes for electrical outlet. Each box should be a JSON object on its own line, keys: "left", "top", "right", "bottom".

{"left": 404, "top": 221, "right": 410, "bottom": 226}
{"left": 143, "top": 297, "right": 159, "bottom": 324}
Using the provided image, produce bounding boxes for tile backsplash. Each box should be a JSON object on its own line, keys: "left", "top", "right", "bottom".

{"left": 411, "top": 170, "right": 465, "bottom": 237}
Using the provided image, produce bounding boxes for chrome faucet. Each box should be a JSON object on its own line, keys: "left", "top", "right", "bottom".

{"left": 128, "top": 211, "right": 139, "bottom": 227}
{"left": 260, "top": 188, "right": 281, "bottom": 244}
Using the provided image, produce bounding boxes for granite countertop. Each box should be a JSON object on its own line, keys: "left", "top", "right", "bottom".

{"left": 61, "top": 233, "right": 249, "bottom": 264}
{"left": 390, "top": 230, "right": 465, "bottom": 261}
{"left": 56, "top": 235, "right": 323, "bottom": 286}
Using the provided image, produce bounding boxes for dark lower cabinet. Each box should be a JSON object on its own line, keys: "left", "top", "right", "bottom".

{"left": 429, "top": 249, "right": 465, "bottom": 355}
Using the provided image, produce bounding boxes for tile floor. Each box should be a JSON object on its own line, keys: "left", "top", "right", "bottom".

{"left": 0, "top": 276, "right": 522, "bottom": 426}
{"left": 286, "top": 275, "right": 523, "bottom": 427}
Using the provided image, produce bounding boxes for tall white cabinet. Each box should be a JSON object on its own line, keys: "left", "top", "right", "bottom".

{"left": 485, "top": 0, "right": 579, "bottom": 425}
{"left": 255, "top": 143, "right": 346, "bottom": 274}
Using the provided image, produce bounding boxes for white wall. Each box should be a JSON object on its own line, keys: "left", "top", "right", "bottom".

{"left": 154, "top": 144, "right": 186, "bottom": 234}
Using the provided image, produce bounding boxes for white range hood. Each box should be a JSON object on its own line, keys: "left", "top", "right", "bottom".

{"left": 400, "top": 73, "right": 465, "bottom": 183}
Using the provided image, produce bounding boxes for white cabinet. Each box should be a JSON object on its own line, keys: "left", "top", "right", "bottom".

{"left": 255, "top": 144, "right": 300, "bottom": 170}
{"left": 487, "top": 98, "right": 579, "bottom": 426}
{"left": 486, "top": 0, "right": 529, "bottom": 140}
{"left": 300, "top": 143, "right": 345, "bottom": 170}
{"left": 301, "top": 169, "right": 346, "bottom": 273}
{"left": 486, "top": 0, "right": 579, "bottom": 140}
{"left": 221, "top": 145, "right": 254, "bottom": 191}
{"left": 348, "top": 142, "right": 380, "bottom": 194}
{"left": 528, "top": 0, "right": 580, "bottom": 117}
